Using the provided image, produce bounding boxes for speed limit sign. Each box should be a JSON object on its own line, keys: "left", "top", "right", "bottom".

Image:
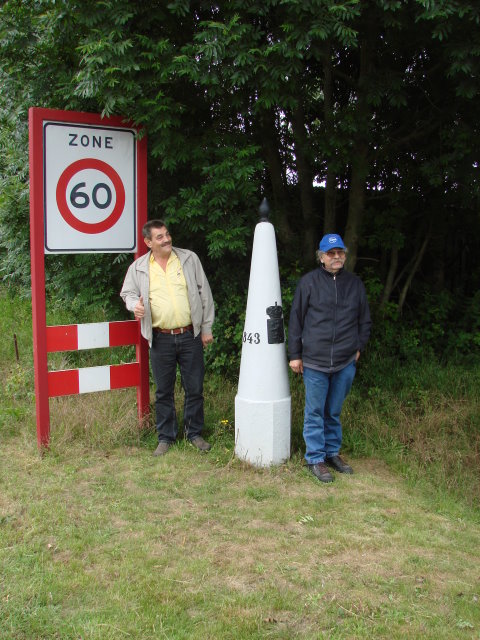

{"left": 44, "top": 121, "right": 137, "bottom": 252}
{"left": 29, "top": 108, "right": 150, "bottom": 451}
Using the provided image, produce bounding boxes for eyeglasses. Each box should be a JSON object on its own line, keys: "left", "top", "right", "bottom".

{"left": 325, "top": 249, "right": 345, "bottom": 258}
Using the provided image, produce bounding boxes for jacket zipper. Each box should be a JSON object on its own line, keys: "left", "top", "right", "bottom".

{"left": 330, "top": 274, "right": 337, "bottom": 367}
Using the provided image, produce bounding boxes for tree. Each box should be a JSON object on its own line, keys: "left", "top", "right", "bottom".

{"left": 1, "top": 0, "right": 479, "bottom": 331}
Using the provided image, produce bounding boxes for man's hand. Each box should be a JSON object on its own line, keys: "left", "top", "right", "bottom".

{"left": 289, "top": 359, "right": 303, "bottom": 374}
{"left": 201, "top": 333, "right": 214, "bottom": 347}
{"left": 134, "top": 296, "right": 145, "bottom": 319}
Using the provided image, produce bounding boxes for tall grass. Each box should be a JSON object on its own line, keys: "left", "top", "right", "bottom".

{"left": 342, "top": 354, "right": 480, "bottom": 508}
{"left": 2, "top": 289, "right": 480, "bottom": 639}
{"left": 1, "top": 287, "right": 479, "bottom": 509}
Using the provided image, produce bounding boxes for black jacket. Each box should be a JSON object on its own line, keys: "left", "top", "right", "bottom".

{"left": 288, "top": 266, "right": 371, "bottom": 370}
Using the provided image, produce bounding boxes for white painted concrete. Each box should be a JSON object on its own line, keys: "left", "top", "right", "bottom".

{"left": 235, "top": 220, "right": 291, "bottom": 466}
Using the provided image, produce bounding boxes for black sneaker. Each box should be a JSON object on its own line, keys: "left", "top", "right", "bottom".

{"left": 308, "top": 463, "right": 334, "bottom": 483}
{"left": 325, "top": 455, "right": 353, "bottom": 474}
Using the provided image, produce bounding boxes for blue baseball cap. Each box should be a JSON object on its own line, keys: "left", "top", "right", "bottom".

{"left": 319, "top": 234, "right": 346, "bottom": 252}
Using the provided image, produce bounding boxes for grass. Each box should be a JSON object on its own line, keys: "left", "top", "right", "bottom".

{"left": 1, "top": 289, "right": 480, "bottom": 639}
{"left": 341, "top": 357, "right": 480, "bottom": 510}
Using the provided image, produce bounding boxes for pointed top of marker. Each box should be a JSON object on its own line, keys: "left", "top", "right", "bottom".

{"left": 258, "top": 198, "right": 270, "bottom": 222}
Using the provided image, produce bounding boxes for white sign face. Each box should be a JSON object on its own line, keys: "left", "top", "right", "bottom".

{"left": 44, "top": 122, "right": 137, "bottom": 253}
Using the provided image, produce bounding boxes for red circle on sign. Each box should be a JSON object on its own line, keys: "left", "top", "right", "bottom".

{"left": 56, "top": 158, "right": 126, "bottom": 234}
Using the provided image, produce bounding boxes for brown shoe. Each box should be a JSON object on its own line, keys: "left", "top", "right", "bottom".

{"left": 308, "top": 463, "right": 334, "bottom": 483}
{"left": 190, "top": 436, "right": 211, "bottom": 452}
{"left": 153, "top": 442, "right": 170, "bottom": 457}
{"left": 325, "top": 455, "right": 353, "bottom": 474}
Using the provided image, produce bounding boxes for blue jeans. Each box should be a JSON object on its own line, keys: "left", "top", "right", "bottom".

{"left": 150, "top": 330, "right": 205, "bottom": 443}
{"left": 302, "top": 361, "right": 356, "bottom": 464}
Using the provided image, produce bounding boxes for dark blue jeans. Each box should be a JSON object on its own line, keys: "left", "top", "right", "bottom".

{"left": 302, "top": 361, "right": 356, "bottom": 464}
{"left": 150, "top": 330, "right": 205, "bottom": 443}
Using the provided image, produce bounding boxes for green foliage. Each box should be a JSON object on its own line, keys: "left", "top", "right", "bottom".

{"left": 0, "top": 115, "right": 30, "bottom": 287}
{"left": 44, "top": 253, "right": 130, "bottom": 321}
{"left": 1, "top": 0, "right": 480, "bottom": 372}
{"left": 206, "top": 272, "right": 247, "bottom": 377}
{"left": 163, "top": 143, "right": 264, "bottom": 259}
{"left": 350, "top": 268, "right": 480, "bottom": 376}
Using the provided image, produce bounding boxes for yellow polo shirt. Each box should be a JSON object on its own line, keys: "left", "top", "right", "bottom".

{"left": 149, "top": 252, "right": 192, "bottom": 329}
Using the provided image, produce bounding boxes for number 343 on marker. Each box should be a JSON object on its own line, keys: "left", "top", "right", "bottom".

{"left": 243, "top": 332, "right": 261, "bottom": 344}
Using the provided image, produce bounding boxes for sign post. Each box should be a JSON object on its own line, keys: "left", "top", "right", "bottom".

{"left": 29, "top": 107, "right": 149, "bottom": 449}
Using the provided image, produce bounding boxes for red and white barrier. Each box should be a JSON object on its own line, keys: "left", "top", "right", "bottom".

{"left": 47, "top": 320, "right": 140, "bottom": 398}
{"left": 47, "top": 320, "right": 138, "bottom": 352}
{"left": 48, "top": 363, "right": 139, "bottom": 397}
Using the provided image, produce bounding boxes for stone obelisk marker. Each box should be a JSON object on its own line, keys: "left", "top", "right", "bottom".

{"left": 234, "top": 199, "right": 291, "bottom": 466}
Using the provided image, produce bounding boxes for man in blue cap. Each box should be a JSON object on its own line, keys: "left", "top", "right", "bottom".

{"left": 288, "top": 234, "right": 371, "bottom": 482}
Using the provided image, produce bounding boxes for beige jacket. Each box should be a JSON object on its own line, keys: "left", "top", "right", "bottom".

{"left": 120, "top": 248, "right": 214, "bottom": 347}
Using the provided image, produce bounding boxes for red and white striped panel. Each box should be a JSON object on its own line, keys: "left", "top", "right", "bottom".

{"left": 46, "top": 321, "right": 142, "bottom": 397}
{"left": 48, "top": 363, "right": 140, "bottom": 398}
{"left": 46, "top": 321, "right": 139, "bottom": 352}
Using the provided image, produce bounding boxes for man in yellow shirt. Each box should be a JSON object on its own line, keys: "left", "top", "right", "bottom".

{"left": 121, "top": 220, "right": 215, "bottom": 456}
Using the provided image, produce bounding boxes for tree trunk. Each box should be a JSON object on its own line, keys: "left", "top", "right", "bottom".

{"left": 323, "top": 41, "right": 337, "bottom": 233}
{"left": 291, "top": 103, "right": 316, "bottom": 261}
{"left": 324, "top": 166, "right": 337, "bottom": 234}
{"left": 344, "top": 141, "right": 369, "bottom": 271}
{"left": 398, "top": 233, "right": 430, "bottom": 312}
{"left": 381, "top": 246, "right": 398, "bottom": 305}
{"left": 258, "top": 108, "right": 292, "bottom": 245}
{"left": 344, "top": 36, "right": 373, "bottom": 272}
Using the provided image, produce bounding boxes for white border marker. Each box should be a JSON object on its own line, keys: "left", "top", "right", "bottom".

{"left": 235, "top": 203, "right": 291, "bottom": 466}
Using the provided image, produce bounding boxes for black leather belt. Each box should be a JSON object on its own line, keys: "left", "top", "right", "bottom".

{"left": 153, "top": 325, "right": 193, "bottom": 335}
